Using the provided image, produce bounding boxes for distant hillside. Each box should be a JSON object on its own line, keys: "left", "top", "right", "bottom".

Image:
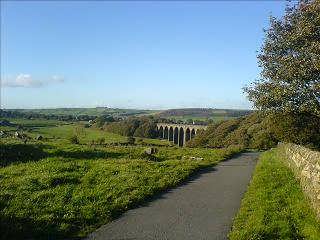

{"left": 158, "top": 108, "right": 252, "bottom": 119}
{"left": 5, "top": 108, "right": 159, "bottom": 117}
{"left": 1, "top": 108, "right": 252, "bottom": 123}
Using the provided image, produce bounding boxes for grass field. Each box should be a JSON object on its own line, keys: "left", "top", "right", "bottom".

{"left": 0, "top": 118, "right": 242, "bottom": 239}
{"left": 34, "top": 124, "right": 126, "bottom": 144}
{"left": 6, "top": 108, "right": 251, "bottom": 123}
{"left": 229, "top": 148, "right": 320, "bottom": 240}
{"left": 8, "top": 108, "right": 159, "bottom": 117}
{"left": 1, "top": 118, "right": 63, "bottom": 128}
{"left": 1, "top": 118, "right": 127, "bottom": 145}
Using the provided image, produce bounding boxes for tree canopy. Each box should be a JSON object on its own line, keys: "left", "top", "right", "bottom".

{"left": 104, "top": 116, "right": 158, "bottom": 138}
{"left": 245, "top": 0, "right": 320, "bottom": 116}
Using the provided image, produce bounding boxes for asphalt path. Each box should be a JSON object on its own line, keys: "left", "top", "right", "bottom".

{"left": 87, "top": 152, "right": 259, "bottom": 240}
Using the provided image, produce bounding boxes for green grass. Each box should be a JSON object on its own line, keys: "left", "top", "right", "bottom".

{"left": 1, "top": 118, "right": 64, "bottom": 127}
{"left": 135, "top": 137, "right": 174, "bottom": 146}
{"left": 1, "top": 119, "right": 127, "bottom": 145}
{"left": 229, "top": 148, "right": 320, "bottom": 240}
{"left": 0, "top": 119, "right": 243, "bottom": 239}
{"left": 0, "top": 143, "right": 240, "bottom": 239}
{"left": 33, "top": 124, "right": 126, "bottom": 144}
{"left": 9, "top": 108, "right": 159, "bottom": 117}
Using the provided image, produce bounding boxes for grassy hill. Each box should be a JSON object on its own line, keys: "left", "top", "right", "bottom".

{"left": 6, "top": 108, "right": 159, "bottom": 117}
{"left": 2, "top": 108, "right": 252, "bottom": 123}
{"left": 157, "top": 108, "right": 252, "bottom": 122}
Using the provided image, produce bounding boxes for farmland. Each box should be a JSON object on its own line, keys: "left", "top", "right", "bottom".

{"left": 4, "top": 107, "right": 252, "bottom": 123}
{"left": 6, "top": 108, "right": 158, "bottom": 117}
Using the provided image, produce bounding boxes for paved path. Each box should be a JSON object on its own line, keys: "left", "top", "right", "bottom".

{"left": 87, "top": 152, "right": 259, "bottom": 240}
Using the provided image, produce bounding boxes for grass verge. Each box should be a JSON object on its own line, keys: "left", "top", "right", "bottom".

{"left": 229, "top": 148, "right": 320, "bottom": 240}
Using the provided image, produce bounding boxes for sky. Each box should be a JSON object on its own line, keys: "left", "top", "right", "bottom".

{"left": 0, "top": 1, "right": 289, "bottom": 110}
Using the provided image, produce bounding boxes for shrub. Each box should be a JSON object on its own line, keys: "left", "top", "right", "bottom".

{"left": 267, "top": 112, "right": 320, "bottom": 149}
{"left": 105, "top": 116, "right": 157, "bottom": 138}
{"left": 126, "top": 136, "right": 135, "bottom": 145}
{"left": 69, "top": 135, "right": 79, "bottom": 144}
{"left": 96, "top": 137, "right": 105, "bottom": 145}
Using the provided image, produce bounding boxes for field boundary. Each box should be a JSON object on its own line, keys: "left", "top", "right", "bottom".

{"left": 279, "top": 143, "right": 320, "bottom": 218}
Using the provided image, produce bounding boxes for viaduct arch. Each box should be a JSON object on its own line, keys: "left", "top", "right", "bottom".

{"left": 156, "top": 123, "right": 207, "bottom": 147}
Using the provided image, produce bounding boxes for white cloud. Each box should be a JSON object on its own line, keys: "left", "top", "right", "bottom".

{"left": 51, "top": 75, "right": 65, "bottom": 83}
{"left": 1, "top": 74, "right": 65, "bottom": 88}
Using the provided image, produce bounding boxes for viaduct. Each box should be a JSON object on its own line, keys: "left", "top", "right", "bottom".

{"left": 156, "top": 123, "right": 207, "bottom": 147}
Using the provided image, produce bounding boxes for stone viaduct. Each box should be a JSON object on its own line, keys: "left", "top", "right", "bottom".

{"left": 156, "top": 123, "right": 207, "bottom": 147}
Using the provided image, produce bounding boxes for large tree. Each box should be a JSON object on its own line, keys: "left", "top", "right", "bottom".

{"left": 245, "top": 0, "right": 320, "bottom": 116}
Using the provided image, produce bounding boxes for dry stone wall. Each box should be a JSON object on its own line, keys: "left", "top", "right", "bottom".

{"left": 279, "top": 143, "right": 320, "bottom": 217}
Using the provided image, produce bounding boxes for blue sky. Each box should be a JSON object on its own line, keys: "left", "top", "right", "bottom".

{"left": 1, "top": 1, "right": 288, "bottom": 110}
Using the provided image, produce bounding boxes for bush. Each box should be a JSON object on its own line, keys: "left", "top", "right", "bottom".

{"left": 94, "top": 115, "right": 115, "bottom": 128}
{"left": 126, "top": 136, "right": 135, "bottom": 145}
{"left": 267, "top": 112, "right": 320, "bottom": 149}
{"left": 96, "top": 137, "right": 105, "bottom": 145}
{"left": 104, "top": 116, "right": 157, "bottom": 138}
{"left": 69, "top": 135, "right": 79, "bottom": 144}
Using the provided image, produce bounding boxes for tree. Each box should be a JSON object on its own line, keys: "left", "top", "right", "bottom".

{"left": 133, "top": 121, "right": 157, "bottom": 138}
{"left": 267, "top": 112, "right": 320, "bottom": 148}
{"left": 245, "top": 0, "right": 320, "bottom": 116}
{"left": 95, "top": 115, "right": 115, "bottom": 128}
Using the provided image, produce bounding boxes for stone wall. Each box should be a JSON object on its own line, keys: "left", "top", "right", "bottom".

{"left": 279, "top": 143, "right": 320, "bottom": 217}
